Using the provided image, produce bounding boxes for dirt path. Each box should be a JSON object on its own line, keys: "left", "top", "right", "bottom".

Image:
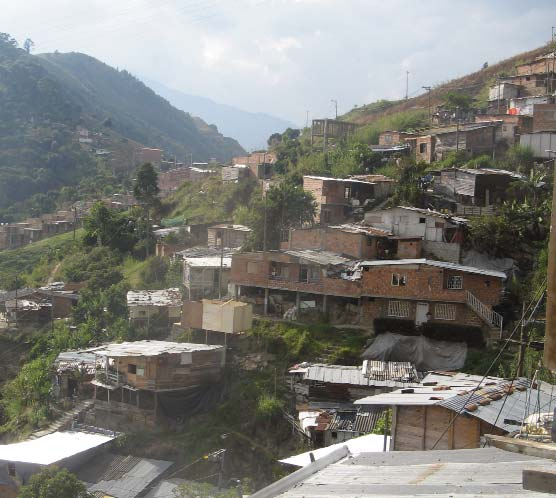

{"left": 47, "top": 262, "right": 62, "bottom": 284}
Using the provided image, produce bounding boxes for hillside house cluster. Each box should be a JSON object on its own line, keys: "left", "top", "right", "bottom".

{"left": 378, "top": 51, "right": 556, "bottom": 162}
{"left": 0, "top": 211, "right": 77, "bottom": 250}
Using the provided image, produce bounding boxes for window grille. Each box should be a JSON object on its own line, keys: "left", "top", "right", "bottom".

{"left": 435, "top": 303, "right": 456, "bottom": 320}
{"left": 447, "top": 275, "right": 463, "bottom": 289}
{"left": 388, "top": 300, "right": 410, "bottom": 318}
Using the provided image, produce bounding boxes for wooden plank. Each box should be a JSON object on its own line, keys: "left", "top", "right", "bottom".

{"left": 523, "top": 468, "right": 556, "bottom": 494}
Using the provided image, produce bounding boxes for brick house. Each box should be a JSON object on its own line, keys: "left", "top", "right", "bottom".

{"left": 365, "top": 206, "right": 467, "bottom": 263}
{"left": 280, "top": 224, "right": 422, "bottom": 260}
{"left": 127, "top": 289, "right": 182, "bottom": 327}
{"left": 378, "top": 131, "right": 417, "bottom": 146}
{"left": 232, "top": 151, "right": 277, "bottom": 180}
{"left": 231, "top": 253, "right": 505, "bottom": 337}
{"left": 303, "top": 176, "right": 388, "bottom": 224}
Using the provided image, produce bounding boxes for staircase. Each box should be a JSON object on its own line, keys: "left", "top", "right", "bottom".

{"left": 466, "top": 291, "right": 503, "bottom": 337}
{"left": 29, "top": 399, "right": 94, "bottom": 440}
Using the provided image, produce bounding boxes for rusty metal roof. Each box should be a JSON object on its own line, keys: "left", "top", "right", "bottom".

{"left": 328, "top": 406, "right": 385, "bottom": 433}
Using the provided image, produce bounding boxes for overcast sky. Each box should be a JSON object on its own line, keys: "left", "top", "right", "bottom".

{"left": 3, "top": 0, "right": 556, "bottom": 124}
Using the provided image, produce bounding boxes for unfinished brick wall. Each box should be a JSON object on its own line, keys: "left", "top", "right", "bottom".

{"left": 360, "top": 265, "right": 503, "bottom": 306}
{"left": 533, "top": 104, "right": 556, "bottom": 132}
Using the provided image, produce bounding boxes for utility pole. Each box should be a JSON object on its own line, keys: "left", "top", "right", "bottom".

{"left": 544, "top": 150, "right": 556, "bottom": 371}
{"left": 218, "top": 231, "right": 224, "bottom": 300}
{"left": 405, "top": 71, "right": 409, "bottom": 100}
{"left": 422, "top": 86, "right": 432, "bottom": 125}
{"left": 330, "top": 100, "right": 338, "bottom": 119}
{"left": 455, "top": 106, "right": 460, "bottom": 153}
{"left": 517, "top": 302, "right": 527, "bottom": 377}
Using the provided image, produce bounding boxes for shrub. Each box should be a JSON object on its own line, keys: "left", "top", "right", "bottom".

{"left": 256, "top": 394, "right": 284, "bottom": 419}
{"left": 373, "top": 318, "right": 417, "bottom": 336}
{"left": 420, "top": 322, "right": 485, "bottom": 347}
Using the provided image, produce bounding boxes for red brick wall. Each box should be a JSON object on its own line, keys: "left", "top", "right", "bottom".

{"left": 397, "top": 240, "right": 422, "bottom": 259}
{"left": 516, "top": 59, "right": 550, "bottom": 76}
{"left": 533, "top": 104, "right": 556, "bottom": 132}
{"left": 231, "top": 255, "right": 503, "bottom": 307}
{"left": 359, "top": 265, "right": 502, "bottom": 306}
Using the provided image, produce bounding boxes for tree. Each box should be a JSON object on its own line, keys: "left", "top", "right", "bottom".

{"left": 443, "top": 91, "right": 473, "bottom": 111}
{"left": 23, "top": 38, "right": 34, "bottom": 54}
{"left": 504, "top": 144, "right": 535, "bottom": 174}
{"left": 83, "top": 202, "right": 137, "bottom": 252}
{"left": 245, "top": 181, "right": 316, "bottom": 250}
{"left": 18, "top": 467, "right": 91, "bottom": 498}
{"left": 133, "top": 163, "right": 160, "bottom": 210}
{"left": 173, "top": 482, "right": 238, "bottom": 498}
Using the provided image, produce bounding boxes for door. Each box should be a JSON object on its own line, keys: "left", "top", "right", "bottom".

{"left": 416, "top": 302, "right": 429, "bottom": 326}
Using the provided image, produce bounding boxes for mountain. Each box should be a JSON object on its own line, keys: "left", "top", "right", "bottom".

{"left": 36, "top": 52, "right": 245, "bottom": 161}
{"left": 144, "top": 78, "right": 297, "bottom": 151}
{"left": 0, "top": 34, "right": 245, "bottom": 213}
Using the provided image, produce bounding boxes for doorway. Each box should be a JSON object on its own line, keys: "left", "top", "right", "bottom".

{"left": 416, "top": 302, "right": 430, "bottom": 326}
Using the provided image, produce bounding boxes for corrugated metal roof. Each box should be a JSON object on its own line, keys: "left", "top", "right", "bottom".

{"left": 185, "top": 257, "right": 232, "bottom": 268}
{"left": 208, "top": 223, "right": 252, "bottom": 232}
{"left": 298, "top": 362, "right": 419, "bottom": 388}
{"left": 174, "top": 246, "right": 237, "bottom": 259}
{"left": 393, "top": 206, "right": 469, "bottom": 224}
{"left": 356, "top": 258, "right": 507, "bottom": 279}
{"left": 327, "top": 224, "right": 393, "bottom": 237}
{"left": 284, "top": 249, "right": 353, "bottom": 266}
{"left": 356, "top": 372, "right": 556, "bottom": 432}
{"left": 126, "top": 289, "right": 182, "bottom": 307}
{"left": 261, "top": 447, "right": 556, "bottom": 497}
{"left": 80, "top": 452, "right": 173, "bottom": 498}
{"left": 304, "top": 175, "right": 376, "bottom": 185}
{"left": 89, "top": 340, "right": 224, "bottom": 357}
{"left": 328, "top": 406, "right": 385, "bottom": 433}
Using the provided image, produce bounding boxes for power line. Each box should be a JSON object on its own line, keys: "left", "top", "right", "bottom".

{"left": 430, "top": 278, "right": 548, "bottom": 450}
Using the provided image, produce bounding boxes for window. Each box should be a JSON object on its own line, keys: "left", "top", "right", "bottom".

{"left": 419, "top": 143, "right": 427, "bottom": 153}
{"left": 391, "top": 273, "right": 407, "bottom": 286}
{"left": 447, "top": 275, "right": 463, "bottom": 289}
{"left": 136, "top": 366, "right": 145, "bottom": 376}
{"left": 383, "top": 134, "right": 392, "bottom": 144}
{"left": 419, "top": 217, "right": 426, "bottom": 224}
{"left": 8, "top": 463, "right": 16, "bottom": 477}
{"left": 128, "top": 364, "right": 137, "bottom": 374}
{"left": 435, "top": 303, "right": 456, "bottom": 320}
{"left": 388, "top": 300, "right": 410, "bottom": 318}
{"left": 344, "top": 186, "right": 351, "bottom": 199}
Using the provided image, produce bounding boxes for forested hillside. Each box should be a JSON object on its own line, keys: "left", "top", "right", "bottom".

{"left": 0, "top": 33, "right": 244, "bottom": 218}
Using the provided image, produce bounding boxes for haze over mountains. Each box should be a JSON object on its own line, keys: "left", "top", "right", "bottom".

{"left": 144, "top": 78, "right": 297, "bottom": 151}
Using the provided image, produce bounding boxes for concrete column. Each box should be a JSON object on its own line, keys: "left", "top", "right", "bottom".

{"left": 323, "top": 295, "right": 328, "bottom": 313}
{"left": 264, "top": 288, "right": 269, "bottom": 315}
{"left": 296, "top": 292, "right": 301, "bottom": 309}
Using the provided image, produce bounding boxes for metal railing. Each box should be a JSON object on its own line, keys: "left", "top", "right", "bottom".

{"left": 466, "top": 291, "right": 503, "bottom": 337}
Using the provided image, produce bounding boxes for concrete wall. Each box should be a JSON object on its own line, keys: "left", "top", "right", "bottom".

{"left": 423, "top": 240, "right": 461, "bottom": 263}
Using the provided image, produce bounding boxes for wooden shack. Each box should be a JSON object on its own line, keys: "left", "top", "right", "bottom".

{"left": 90, "top": 340, "right": 225, "bottom": 428}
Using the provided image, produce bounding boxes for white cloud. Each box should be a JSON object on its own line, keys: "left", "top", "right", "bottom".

{"left": 2, "top": 0, "right": 555, "bottom": 125}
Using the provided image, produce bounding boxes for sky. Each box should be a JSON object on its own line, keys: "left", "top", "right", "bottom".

{"left": 3, "top": 0, "right": 556, "bottom": 125}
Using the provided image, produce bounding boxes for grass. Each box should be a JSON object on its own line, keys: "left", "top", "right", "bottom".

{"left": 0, "top": 230, "right": 82, "bottom": 288}
{"left": 121, "top": 256, "right": 150, "bottom": 288}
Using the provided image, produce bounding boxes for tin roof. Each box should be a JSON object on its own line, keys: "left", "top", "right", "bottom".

{"left": 284, "top": 249, "right": 354, "bottom": 266}
{"left": 126, "top": 289, "right": 182, "bottom": 307}
{"left": 208, "top": 223, "right": 252, "bottom": 232}
{"left": 392, "top": 205, "right": 469, "bottom": 224}
{"left": 356, "top": 258, "right": 507, "bottom": 279}
{"left": 355, "top": 372, "right": 556, "bottom": 432}
{"left": 327, "top": 224, "right": 393, "bottom": 237}
{"left": 304, "top": 175, "right": 376, "bottom": 185}
{"left": 174, "top": 246, "right": 237, "bottom": 259}
{"left": 78, "top": 452, "right": 173, "bottom": 498}
{"left": 0, "top": 430, "right": 114, "bottom": 465}
{"left": 257, "top": 447, "right": 556, "bottom": 497}
{"left": 89, "top": 340, "right": 223, "bottom": 358}
{"left": 328, "top": 406, "right": 385, "bottom": 433}
{"left": 185, "top": 257, "right": 232, "bottom": 268}
{"left": 293, "top": 361, "right": 419, "bottom": 388}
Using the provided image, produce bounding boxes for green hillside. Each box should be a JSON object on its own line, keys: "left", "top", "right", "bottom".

{"left": 0, "top": 33, "right": 244, "bottom": 216}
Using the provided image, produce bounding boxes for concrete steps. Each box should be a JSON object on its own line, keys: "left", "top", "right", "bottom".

{"left": 29, "top": 399, "right": 94, "bottom": 439}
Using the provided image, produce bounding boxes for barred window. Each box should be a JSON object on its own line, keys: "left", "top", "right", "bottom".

{"left": 435, "top": 303, "right": 456, "bottom": 320}
{"left": 392, "top": 273, "right": 407, "bottom": 286}
{"left": 388, "top": 300, "right": 410, "bottom": 318}
{"left": 447, "top": 275, "right": 463, "bottom": 289}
